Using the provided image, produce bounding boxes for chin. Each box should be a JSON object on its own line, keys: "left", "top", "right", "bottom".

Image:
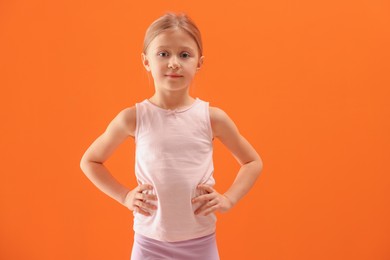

{"left": 158, "top": 84, "right": 189, "bottom": 91}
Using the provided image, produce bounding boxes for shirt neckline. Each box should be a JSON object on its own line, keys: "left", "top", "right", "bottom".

{"left": 145, "top": 97, "right": 200, "bottom": 113}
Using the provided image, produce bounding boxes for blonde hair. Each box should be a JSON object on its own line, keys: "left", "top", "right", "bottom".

{"left": 143, "top": 12, "right": 203, "bottom": 56}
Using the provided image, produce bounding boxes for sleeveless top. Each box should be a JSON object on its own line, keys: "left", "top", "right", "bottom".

{"left": 133, "top": 97, "right": 216, "bottom": 242}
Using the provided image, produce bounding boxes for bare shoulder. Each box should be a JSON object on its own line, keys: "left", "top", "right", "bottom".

{"left": 209, "top": 106, "right": 228, "bottom": 124}
{"left": 209, "top": 106, "right": 239, "bottom": 138}
{"left": 209, "top": 106, "right": 226, "bottom": 120}
{"left": 114, "top": 105, "right": 137, "bottom": 137}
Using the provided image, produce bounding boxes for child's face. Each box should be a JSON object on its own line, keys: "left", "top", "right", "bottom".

{"left": 142, "top": 29, "right": 204, "bottom": 92}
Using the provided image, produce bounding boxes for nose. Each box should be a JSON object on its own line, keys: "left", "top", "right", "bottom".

{"left": 168, "top": 56, "right": 181, "bottom": 69}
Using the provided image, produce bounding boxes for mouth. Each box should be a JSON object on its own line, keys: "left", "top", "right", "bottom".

{"left": 165, "top": 74, "right": 183, "bottom": 78}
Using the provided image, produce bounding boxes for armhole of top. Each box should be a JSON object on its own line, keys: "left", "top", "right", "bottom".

{"left": 134, "top": 103, "right": 140, "bottom": 143}
{"left": 205, "top": 102, "right": 214, "bottom": 142}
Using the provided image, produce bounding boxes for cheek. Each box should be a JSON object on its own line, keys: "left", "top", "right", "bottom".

{"left": 148, "top": 68, "right": 160, "bottom": 80}
{"left": 150, "top": 64, "right": 164, "bottom": 76}
{"left": 187, "top": 67, "right": 198, "bottom": 77}
{"left": 185, "top": 63, "right": 198, "bottom": 74}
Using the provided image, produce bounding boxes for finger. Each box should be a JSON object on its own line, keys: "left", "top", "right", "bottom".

{"left": 137, "top": 184, "right": 154, "bottom": 192}
{"left": 203, "top": 204, "right": 220, "bottom": 216}
{"left": 194, "top": 200, "right": 218, "bottom": 215}
{"left": 135, "top": 200, "right": 157, "bottom": 211}
{"left": 192, "top": 193, "right": 214, "bottom": 203}
{"left": 195, "top": 203, "right": 218, "bottom": 216}
{"left": 135, "top": 192, "right": 158, "bottom": 201}
{"left": 143, "top": 194, "right": 158, "bottom": 201}
{"left": 134, "top": 206, "right": 151, "bottom": 216}
{"left": 197, "top": 184, "right": 214, "bottom": 193}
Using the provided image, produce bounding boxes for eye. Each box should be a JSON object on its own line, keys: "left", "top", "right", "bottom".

{"left": 158, "top": 51, "right": 169, "bottom": 57}
{"left": 180, "top": 52, "right": 191, "bottom": 58}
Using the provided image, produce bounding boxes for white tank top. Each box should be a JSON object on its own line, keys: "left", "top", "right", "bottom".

{"left": 133, "top": 97, "right": 216, "bottom": 242}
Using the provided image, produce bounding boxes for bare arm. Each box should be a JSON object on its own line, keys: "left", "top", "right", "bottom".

{"left": 192, "top": 106, "right": 263, "bottom": 215}
{"left": 80, "top": 106, "right": 158, "bottom": 215}
{"left": 210, "top": 107, "right": 263, "bottom": 205}
{"left": 80, "top": 107, "right": 136, "bottom": 205}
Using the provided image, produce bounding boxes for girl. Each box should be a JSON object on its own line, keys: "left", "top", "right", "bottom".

{"left": 80, "top": 12, "right": 263, "bottom": 260}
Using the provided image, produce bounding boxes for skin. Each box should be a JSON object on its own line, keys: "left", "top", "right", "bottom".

{"left": 80, "top": 28, "right": 263, "bottom": 217}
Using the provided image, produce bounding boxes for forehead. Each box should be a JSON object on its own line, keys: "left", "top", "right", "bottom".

{"left": 149, "top": 29, "right": 198, "bottom": 51}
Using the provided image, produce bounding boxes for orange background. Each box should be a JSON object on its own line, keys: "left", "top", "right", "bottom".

{"left": 1, "top": 0, "right": 389, "bottom": 259}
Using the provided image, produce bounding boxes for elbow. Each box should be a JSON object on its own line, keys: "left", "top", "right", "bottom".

{"left": 80, "top": 157, "right": 88, "bottom": 173}
{"left": 80, "top": 153, "right": 91, "bottom": 174}
{"left": 80, "top": 154, "right": 103, "bottom": 176}
{"left": 80, "top": 158, "right": 95, "bottom": 179}
{"left": 254, "top": 156, "right": 264, "bottom": 177}
{"left": 242, "top": 156, "right": 263, "bottom": 178}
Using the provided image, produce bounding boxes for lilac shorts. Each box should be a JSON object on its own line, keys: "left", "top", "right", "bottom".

{"left": 131, "top": 232, "right": 220, "bottom": 260}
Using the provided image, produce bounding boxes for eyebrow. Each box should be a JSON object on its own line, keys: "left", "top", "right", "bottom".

{"left": 155, "top": 45, "right": 196, "bottom": 52}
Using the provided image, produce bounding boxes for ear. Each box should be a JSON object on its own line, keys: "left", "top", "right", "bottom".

{"left": 196, "top": 56, "right": 204, "bottom": 71}
{"left": 141, "top": 53, "right": 151, "bottom": 72}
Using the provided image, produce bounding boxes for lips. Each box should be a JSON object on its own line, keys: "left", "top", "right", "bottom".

{"left": 165, "top": 74, "right": 183, "bottom": 77}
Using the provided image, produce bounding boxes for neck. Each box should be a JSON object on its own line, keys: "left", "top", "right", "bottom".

{"left": 149, "top": 90, "right": 195, "bottom": 110}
